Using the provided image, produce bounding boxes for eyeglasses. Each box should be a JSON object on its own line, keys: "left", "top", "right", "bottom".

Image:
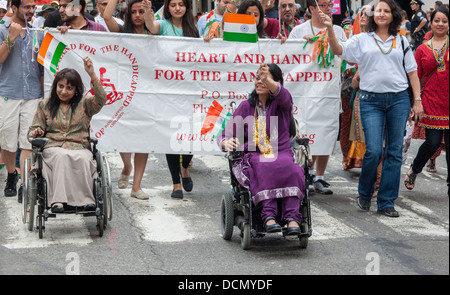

{"left": 315, "top": 3, "right": 334, "bottom": 9}
{"left": 281, "top": 3, "right": 295, "bottom": 9}
{"left": 22, "top": 5, "right": 36, "bottom": 10}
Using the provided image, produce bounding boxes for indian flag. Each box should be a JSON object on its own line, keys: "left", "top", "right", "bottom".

{"left": 223, "top": 13, "right": 258, "bottom": 43}
{"left": 37, "top": 33, "right": 67, "bottom": 74}
{"left": 201, "top": 100, "right": 233, "bottom": 139}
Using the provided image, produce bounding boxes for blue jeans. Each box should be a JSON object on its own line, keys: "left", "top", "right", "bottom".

{"left": 358, "top": 90, "right": 410, "bottom": 210}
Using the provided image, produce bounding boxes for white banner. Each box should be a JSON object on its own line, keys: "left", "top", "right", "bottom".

{"left": 44, "top": 30, "right": 341, "bottom": 155}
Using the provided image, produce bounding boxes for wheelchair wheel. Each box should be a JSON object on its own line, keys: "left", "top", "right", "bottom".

{"left": 241, "top": 222, "right": 251, "bottom": 250}
{"left": 97, "top": 216, "right": 104, "bottom": 237}
{"left": 38, "top": 216, "right": 44, "bottom": 239}
{"left": 221, "top": 193, "right": 234, "bottom": 240}
{"left": 102, "top": 155, "right": 113, "bottom": 222}
{"left": 22, "top": 158, "right": 29, "bottom": 224}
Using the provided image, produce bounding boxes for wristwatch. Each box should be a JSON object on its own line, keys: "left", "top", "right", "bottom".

{"left": 414, "top": 97, "right": 422, "bottom": 101}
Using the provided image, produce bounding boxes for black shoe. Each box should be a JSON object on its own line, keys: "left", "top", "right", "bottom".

{"left": 84, "top": 203, "right": 96, "bottom": 211}
{"left": 4, "top": 171, "right": 18, "bottom": 197}
{"left": 18, "top": 184, "right": 23, "bottom": 203}
{"left": 357, "top": 197, "right": 371, "bottom": 211}
{"left": 182, "top": 177, "right": 193, "bottom": 192}
{"left": 286, "top": 219, "right": 301, "bottom": 236}
{"left": 377, "top": 207, "right": 400, "bottom": 217}
{"left": 264, "top": 217, "right": 281, "bottom": 233}
{"left": 171, "top": 190, "right": 183, "bottom": 200}
{"left": 52, "top": 205, "right": 64, "bottom": 213}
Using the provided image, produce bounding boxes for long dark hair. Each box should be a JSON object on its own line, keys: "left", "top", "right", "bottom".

{"left": 366, "top": 0, "right": 402, "bottom": 36}
{"left": 123, "top": 0, "right": 150, "bottom": 34}
{"left": 237, "top": 0, "right": 266, "bottom": 38}
{"left": 163, "top": 0, "right": 199, "bottom": 37}
{"left": 47, "top": 68, "right": 84, "bottom": 119}
{"left": 248, "top": 63, "right": 284, "bottom": 107}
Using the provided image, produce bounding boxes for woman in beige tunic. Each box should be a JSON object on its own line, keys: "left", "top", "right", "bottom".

{"left": 28, "top": 57, "right": 106, "bottom": 213}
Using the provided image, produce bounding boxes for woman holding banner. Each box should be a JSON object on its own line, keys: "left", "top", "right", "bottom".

{"left": 104, "top": 0, "right": 151, "bottom": 200}
{"left": 144, "top": 0, "right": 199, "bottom": 199}
{"left": 321, "top": 0, "right": 423, "bottom": 217}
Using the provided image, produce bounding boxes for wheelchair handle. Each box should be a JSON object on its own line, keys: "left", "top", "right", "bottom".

{"left": 29, "top": 137, "right": 49, "bottom": 150}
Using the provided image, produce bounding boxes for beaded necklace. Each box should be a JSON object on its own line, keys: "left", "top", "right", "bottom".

{"left": 431, "top": 36, "right": 449, "bottom": 72}
{"left": 58, "top": 106, "right": 72, "bottom": 132}
{"left": 373, "top": 36, "right": 396, "bottom": 55}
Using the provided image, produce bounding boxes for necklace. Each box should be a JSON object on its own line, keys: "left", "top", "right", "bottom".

{"left": 170, "top": 20, "right": 180, "bottom": 36}
{"left": 431, "top": 36, "right": 449, "bottom": 72}
{"left": 373, "top": 36, "right": 396, "bottom": 55}
{"left": 58, "top": 106, "right": 72, "bottom": 132}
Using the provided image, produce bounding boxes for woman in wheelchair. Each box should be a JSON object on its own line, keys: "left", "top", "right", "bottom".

{"left": 28, "top": 57, "right": 106, "bottom": 213}
{"left": 219, "top": 63, "right": 306, "bottom": 235}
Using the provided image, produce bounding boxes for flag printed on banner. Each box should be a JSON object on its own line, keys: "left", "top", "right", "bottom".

{"left": 201, "top": 100, "right": 233, "bottom": 139}
{"left": 37, "top": 33, "right": 67, "bottom": 74}
{"left": 223, "top": 13, "right": 258, "bottom": 43}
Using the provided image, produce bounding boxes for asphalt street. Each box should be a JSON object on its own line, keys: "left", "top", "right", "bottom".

{"left": 0, "top": 138, "right": 448, "bottom": 275}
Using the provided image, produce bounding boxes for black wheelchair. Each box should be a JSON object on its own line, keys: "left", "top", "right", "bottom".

{"left": 22, "top": 137, "right": 113, "bottom": 239}
{"left": 220, "top": 137, "right": 313, "bottom": 250}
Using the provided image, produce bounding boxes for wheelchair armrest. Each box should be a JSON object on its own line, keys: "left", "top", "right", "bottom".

{"left": 29, "top": 137, "right": 49, "bottom": 149}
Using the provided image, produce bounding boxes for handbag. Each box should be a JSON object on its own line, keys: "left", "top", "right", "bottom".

{"left": 400, "top": 36, "right": 414, "bottom": 107}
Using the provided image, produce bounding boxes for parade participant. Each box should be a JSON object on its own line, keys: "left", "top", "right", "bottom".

{"left": 0, "top": 1, "right": 7, "bottom": 23}
{"left": 262, "top": 0, "right": 302, "bottom": 39}
{"left": 44, "top": 0, "right": 96, "bottom": 28}
{"left": 405, "top": 7, "right": 449, "bottom": 196}
{"left": 104, "top": 0, "right": 151, "bottom": 200}
{"left": 28, "top": 57, "right": 107, "bottom": 213}
{"left": 95, "top": 0, "right": 124, "bottom": 32}
{"left": 410, "top": 0, "right": 429, "bottom": 49}
{"left": 144, "top": 0, "right": 199, "bottom": 199}
{"left": 57, "top": 0, "right": 107, "bottom": 32}
{"left": 322, "top": 0, "right": 423, "bottom": 217}
{"left": 32, "top": 4, "right": 54, "bottom": 28}
{"left": 197, "top": 0, "right": 231, "bottom": 37}
{"left": 0, "top": 0, "right": 44, "bottom": 201}
{"left": 219, "top": 63, "right": 305, "bottom": 235}
{"left": 237, "top": 0, "right": 266, "bottom": 38}
{"left": 289, "top": 0, "right": 347, "bottom": 195}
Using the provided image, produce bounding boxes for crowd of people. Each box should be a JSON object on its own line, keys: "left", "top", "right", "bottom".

{"left": 0, "top": 0, "right": 448, "bottom": 222}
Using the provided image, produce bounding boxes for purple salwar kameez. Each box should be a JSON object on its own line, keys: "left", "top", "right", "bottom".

{"left": 218, "top": 84, "right": 305, "bottom": 223}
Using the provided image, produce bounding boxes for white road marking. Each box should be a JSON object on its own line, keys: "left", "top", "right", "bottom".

{"left": 2, "top": 197, "right": 93, "bottom": 249}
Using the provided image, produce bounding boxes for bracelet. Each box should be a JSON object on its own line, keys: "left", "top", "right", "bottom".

{"left": 414, "top": 97, "right": 422, "bottom": 101}
{"left": 6, "top": 35, "right": 14, "bottom": 46}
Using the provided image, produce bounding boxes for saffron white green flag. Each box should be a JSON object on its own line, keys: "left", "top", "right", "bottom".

{"left": 223, "top": 13, "right": 258, "bottom": 43}
{"left": 37, "top": 33, "right": 67, "bottom": 74}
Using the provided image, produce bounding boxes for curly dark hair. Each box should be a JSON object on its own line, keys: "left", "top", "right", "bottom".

{"left": 366, "top": 0, "right": 403, "bottom": 36}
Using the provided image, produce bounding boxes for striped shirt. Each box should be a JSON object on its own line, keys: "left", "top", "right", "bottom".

{"left": 63, "top": 17, "right": 107, "bottom": 32}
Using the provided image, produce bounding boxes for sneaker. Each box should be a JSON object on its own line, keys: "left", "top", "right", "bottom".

{"left": 357, "top": 197, "right": 371, "bottom": 211}
{"left": 314, "top": 179, "right": 333, "bottom": 195}
{"left": 377, "top": 207, "right": 400, "bottom": 218}
{"left": 4, "top": 171, "right": 18, "bottom": 197}
{"left": 18, "top": 184, "right": 23, "bottom": 203}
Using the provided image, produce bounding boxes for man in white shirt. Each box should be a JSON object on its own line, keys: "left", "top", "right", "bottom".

{"left": 197, "top": 0, "right": 230, "bottom": 37}
{"left": 95, "top": 0, "right": 123, "bottom": 32}
{"left": 289, "top": 0, "right": 347, "bottom": 195}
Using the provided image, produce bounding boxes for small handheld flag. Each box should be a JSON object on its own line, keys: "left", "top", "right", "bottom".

{"left": 37, "top": 33, "right": 67, "bottom": 74}
{"left": 223, "top": 13, "right": 258, "bottom": 43}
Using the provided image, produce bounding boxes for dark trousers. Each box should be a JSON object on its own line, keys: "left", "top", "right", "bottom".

{"left": 166, "top": 154, "right": 193, "bottom": 185}
{"left": 412, "top": 129, "right": 449, "bottom": 184}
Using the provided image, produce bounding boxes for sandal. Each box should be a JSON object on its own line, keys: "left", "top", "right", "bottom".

{"left": 264, "top": 217, "right": 281, "bottom": 233}
{"left": 404, "top": 167, "right": 418, "bottom": 190}
{"left": 426, "top": 160, "right": 437, "bottom": 173}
